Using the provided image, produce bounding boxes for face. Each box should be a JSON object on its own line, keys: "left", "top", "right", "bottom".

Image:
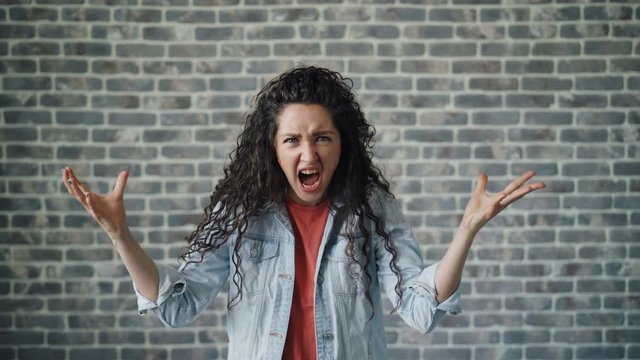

{"left": 274, "top": 103, "right": 342, "bottom": 206}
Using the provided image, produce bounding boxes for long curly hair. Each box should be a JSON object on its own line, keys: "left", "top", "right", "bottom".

{"left": 182, "top": 66, "right": 404, "bottom": 313}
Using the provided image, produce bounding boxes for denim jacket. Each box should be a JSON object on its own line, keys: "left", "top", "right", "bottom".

{"left": 135, "top": 193, "right": 461, "bottom": 359}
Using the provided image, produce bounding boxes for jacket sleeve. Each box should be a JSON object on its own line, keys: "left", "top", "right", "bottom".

{"left": 371, "top": 192, "right": 462, "bottom": 334}
{"left": 133, "top": 240, "right": 230, "bottom": 328}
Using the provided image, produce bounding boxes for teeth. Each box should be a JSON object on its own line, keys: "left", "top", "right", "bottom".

{"left": 300, "top": 170, "right": 319, "bottom": 175}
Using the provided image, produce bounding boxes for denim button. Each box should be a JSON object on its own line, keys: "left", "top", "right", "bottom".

{"left": 250, "top": 244, "right": 259, "bottom": 257}
{"left": 323, "top": 332, "right": 333, "bottom": 340}
{"left": 317, "top": 275, "right": 324, "bottom": 284}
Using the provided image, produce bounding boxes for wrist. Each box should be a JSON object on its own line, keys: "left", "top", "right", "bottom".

{"left": 454, "top": 224, "right": 478, "bottom": 242}
{"left": 108, "top": 226, "right": 134, "bottom": 245}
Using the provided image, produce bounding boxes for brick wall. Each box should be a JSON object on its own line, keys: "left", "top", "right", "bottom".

{"left": 1, "top": 1, "right": 639, "bottom": 359}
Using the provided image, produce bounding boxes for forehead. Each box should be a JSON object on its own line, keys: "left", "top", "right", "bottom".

{"left": 276, "top": 103, "right": 336, "bottom": 132}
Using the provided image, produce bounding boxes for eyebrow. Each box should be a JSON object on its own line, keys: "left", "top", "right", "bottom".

{"left": 278, "top": 130, "right": 338, "bottom": 138}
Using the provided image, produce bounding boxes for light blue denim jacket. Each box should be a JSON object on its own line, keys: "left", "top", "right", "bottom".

{"left": 135, "top": 193, "right": 461, "bottom": 359}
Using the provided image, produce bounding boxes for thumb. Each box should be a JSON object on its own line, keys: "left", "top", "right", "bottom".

{"left": 113, "top": 171, "right": 129, "bottom": 197}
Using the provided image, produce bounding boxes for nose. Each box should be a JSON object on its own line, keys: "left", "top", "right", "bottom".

{"left": 300, "top": 141, "right": 318, "bottom": 162}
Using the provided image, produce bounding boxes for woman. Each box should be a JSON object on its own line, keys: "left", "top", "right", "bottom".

{"left": 62, "top": 66, "right": 545, "bottom": 359}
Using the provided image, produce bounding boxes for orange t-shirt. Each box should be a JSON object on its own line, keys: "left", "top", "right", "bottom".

{"left": 282, "top": 198, "right": 330, "bottom": 360}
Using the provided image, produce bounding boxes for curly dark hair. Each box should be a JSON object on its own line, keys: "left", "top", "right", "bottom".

{"left": 182, "top": 66, "right": 404, "bottom": 314}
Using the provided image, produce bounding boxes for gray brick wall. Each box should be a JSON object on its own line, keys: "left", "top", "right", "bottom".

{"left": 1, "top": 1, "right": 638, "bottom": 359}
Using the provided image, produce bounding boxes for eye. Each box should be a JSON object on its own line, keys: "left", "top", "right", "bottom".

{"left": 283, "top": 137, "right": 298, "bottom": 144}
{"left": 317, "top": 135, "right": 331, "bottom": 142}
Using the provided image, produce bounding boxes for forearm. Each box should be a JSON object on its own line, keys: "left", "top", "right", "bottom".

{"left": 434, "top": 226, "right": 476, "bottom": 303}
{"left": 110, "top": 228, "right": 159, "bottom": 303}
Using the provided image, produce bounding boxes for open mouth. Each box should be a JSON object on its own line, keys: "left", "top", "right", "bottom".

{"left": 298, "top": 169, "right": 321, "bottom": 191}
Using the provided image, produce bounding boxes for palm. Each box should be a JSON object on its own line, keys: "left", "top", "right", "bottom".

{"left": 62, "top": 167, "right": 129, "bottom": 237}
{"left": 461, "top": 171, "right": 545, "bottom": 235}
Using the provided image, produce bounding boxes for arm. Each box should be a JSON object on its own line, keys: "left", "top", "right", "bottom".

{"left": 434, "top": 171, "right": 546, "bottom": 303}
{"left": 62, "top": 167, "right": 159, "bottom": 302}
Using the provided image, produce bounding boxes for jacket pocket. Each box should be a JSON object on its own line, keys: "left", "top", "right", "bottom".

{"left": 324, "top": 235, "right": 367, "bottom": 297}
{"left": 236, "top": 236, "right": 279, "bottom": 296}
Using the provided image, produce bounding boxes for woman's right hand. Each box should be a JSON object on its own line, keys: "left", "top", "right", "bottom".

{"left": 62, "top": 167, "right": 130, "bottom": 240}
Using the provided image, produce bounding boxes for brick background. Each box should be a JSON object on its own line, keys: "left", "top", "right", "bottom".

{"left": 1, "top": 1, "right": 639, "bottom": 359}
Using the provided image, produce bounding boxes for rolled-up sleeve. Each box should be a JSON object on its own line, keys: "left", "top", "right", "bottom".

{"left": 133, "top": 242, "right": 230, "bottom": 328}
{"left": 134, "top": 263, "right": 187, "bottom": 315}
{"left": 372, "top": 192, "right": 462, "bottom": 334}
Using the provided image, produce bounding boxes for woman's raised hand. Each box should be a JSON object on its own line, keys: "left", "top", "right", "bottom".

{"left": 62, "top": 167, "right": 130, "bottom": 239}
{"left": 460, "top": 171, "right": 546, "bottom": 236}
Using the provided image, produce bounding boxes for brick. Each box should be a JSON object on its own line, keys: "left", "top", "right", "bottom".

{"left": 585, "top": 40, "right": 632, "bottom": 55}
{"left": 116, "top": 44, "right": 164, "bottom": 57}
{"left": 613, "top": 162, "right": 640, "bottom": 175}
{"left": 453, "top": 60, "right": 500, "bottom": 73}
{"left": 509, "top": 94, "right": 556, "bottom": 110}
{"left": 457, "top": 25, "right": 505, "bottom": 40}
{"left": 578, "top": 213, "right": 627, "bottom": 227}
{"left": 166, "top": 10, "right": 215, "bottom": 23}
{"left": 576, "top": 346, "right": 624, "bottom": 359}
{"left": 475, "top": 348, "right": 522, "bottom": 360}
{"left": 219, "top": 9, "right": 267, "bottom": 23}
{"left": 455, "top": 95, "right": 501, "bottom": 108}
{"left": 171, "top": 348, "right": 220, "bottom": 359}
{"left": 194, "top": 95, "right": 240, "bottom": 109}
{"left": 70, "top": 348, "right": 117, "bottom": 360}
{"left": 526, "top": 347, "right": 573, "bottom": 359}
{"left": 584, "top": 6, "right": 633, "bottom": 21}
{"left": 92, "top": 60, "right": 139, "bottom": 74}
{"left": 561, "top": 24, "right": 610, "bottom": 38}
{"left": 473, "top": 145, "right": 522, "bottom": 159}
{"left": 350, "top": 25, "right": 399, "bottom": 39}
{"left": 526, "top": 313, "right": 572, "bottom": 327}
{"left": 555, "top": 296, "right": 600, "bottom": 311}
{"left": 404, "top": 25, "right": 452, "bottom": 39}
{"left": 365, "top": 77, "right": 411, "bottom": 91}
{"left": 558, "top": 59, "right": 606, "bottom": 73}
{"left": 480, "top": 8, "right": 529, "bottom": 22}
{"left": 246, "top": 26, "right": 294, "bottom": 40}
{"left": 63, "top": 8, "right": 109, "bottom": 21}
{"left": 114, "top": 9, "right": 161, "bottom": 22}
{"left": 300, "top": 24, "right": 346, "bottom": 39}
{"left": 429, "top": 8, "right": 476, "bottom": 22}
{"left": 326, "top": 42, "right": 373, "bottom": 56}
{"left": 481, "top": 42, "right": 529, "bottom": 56}
{"left": 0, "top": 59, "right": 37, "bottom": 73}
{"left": 509, "top": 24, "right": 557, "bottom": 39}
{"left": 431, "top": 43, "right": 476, "bottom": 57}
{"left": 522, "top": 77, "right": 571, "bottom": 91}
{"left": 469, "top": 78, "right": 517, "bottom": 91}
{"left": 38, "top": 24, "right": 88, "bottom": 39}
{"left": 523, "top": 111, "right": 572, "bottom": 125}
{"left": 272, "top": 8, "right": 319, "bottom": 21}
{"left": 220, "top": 44, "right": 269, "bottom": 57}
{"left": 611, "top": 94, "right": 640, "bottom": 107}
{"left": 559, "top": 94, "right": 607, "bottom": 108}
{"left": 91, "top": 25, "right": 140, "bottom": 40}
{"left": 503, "top": 330, "right": 550, "bottom": 344}
{"left": 612, "top": 24, "right": 640, "bottom": 37}
{"left": 12, "top": 41, "right": 59, "bottom": 55}
{"left": 274, "top": 43, "right": 321, "bottom": 56}
{"left": 143, "top": 95, "right": 191, "bottom": 109}
{"left": 506, "top": 60, "right": 553, "bottom": 73}
{"left": 122, "top": 348, "right": 168, "bottom": 360}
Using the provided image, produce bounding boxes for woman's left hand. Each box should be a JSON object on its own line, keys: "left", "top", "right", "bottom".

{"left": 460, "top": 171, "right": 546, "bottom": 236}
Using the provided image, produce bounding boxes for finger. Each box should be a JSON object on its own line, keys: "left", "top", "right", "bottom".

{"left": 64, "top": 168, "right": 92, "bottom": 210}
{"left": 474, "top": 172, "right": 488, "bottom": 194}
{"left": 113, "top": 171, "right": 129, "bottom": 198}
{"left": 502, "top": 170, "right": 537, "bottom": 196}
{"left": 499, "top": 181, "right": 546, "bottom": 207}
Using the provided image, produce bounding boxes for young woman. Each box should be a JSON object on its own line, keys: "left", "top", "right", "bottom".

{"left": 62, "top": 66, "right": 545, "bottom": 359}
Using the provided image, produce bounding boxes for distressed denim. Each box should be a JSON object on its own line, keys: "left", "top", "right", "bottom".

{"left": 135, "top": 194, "right": 461, "bottom": 359}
